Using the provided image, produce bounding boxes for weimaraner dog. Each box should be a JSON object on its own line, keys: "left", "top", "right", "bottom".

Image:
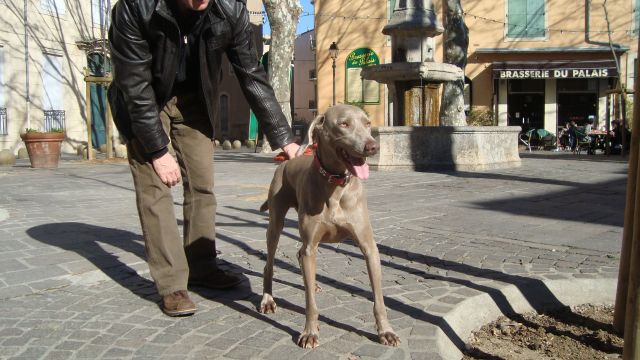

{"left": 258, "top": 104, "right": 400, "bottom": 348}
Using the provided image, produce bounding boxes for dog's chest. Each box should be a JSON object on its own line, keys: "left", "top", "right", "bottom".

{"left": 316, "top": 194, "right": 364, "bottom": 242}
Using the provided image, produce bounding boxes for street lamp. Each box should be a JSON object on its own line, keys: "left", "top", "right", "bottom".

{"left": 329, "top": 41, "right": 339, "bottom": 106}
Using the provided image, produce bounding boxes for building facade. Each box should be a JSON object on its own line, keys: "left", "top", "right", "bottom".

{"left": 293, "top": 29, "right": 317, "bottom": 125}
{"left": 0, "top": 0, "right": 112, "bottom": 154}
{"left": 0, "top": 0, "right": 264, "bottom": 155}
{"left": 313, "top": 0, "right": 638, "bottom": 133}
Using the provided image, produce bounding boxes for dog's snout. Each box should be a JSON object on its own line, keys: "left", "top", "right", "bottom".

{"left": 364, "top": 140, "right": 378, "bottom": 156}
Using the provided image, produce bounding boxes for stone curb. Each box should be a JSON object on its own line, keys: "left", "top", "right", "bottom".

{"left": 434, "top": 277, "right": 617, "bottom": 359}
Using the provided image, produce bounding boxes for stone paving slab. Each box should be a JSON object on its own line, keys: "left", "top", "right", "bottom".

{"left": 0, "top": 151, "right": 626, "bottom": 359}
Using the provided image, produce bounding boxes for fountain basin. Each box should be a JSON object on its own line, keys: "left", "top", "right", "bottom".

{"left": 369, "top": 126, "right": 522, "bottom": 171}
{"left": 361, "top": 62, "right": 463, "bottom": 83}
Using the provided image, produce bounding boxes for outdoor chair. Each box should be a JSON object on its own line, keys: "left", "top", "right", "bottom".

{"left": 519, "top": 128, "right": 556, "bottom": 152}
{"left": 574, "top": 129, "right": 594, "bottom": 155}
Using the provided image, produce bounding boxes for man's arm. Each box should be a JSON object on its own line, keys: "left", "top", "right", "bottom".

{"left": 108, "top": 0, "right": 170, "bottom": 155}
{"left": 109, "top": 1, "right": 180, "bottom": 185}
{"left": 222, "top": 0, "right": 298, "bottom": 156}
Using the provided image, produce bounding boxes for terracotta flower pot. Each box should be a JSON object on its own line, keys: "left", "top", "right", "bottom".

{"left": 20, "top": 132, "right": 65, "bottom": 168}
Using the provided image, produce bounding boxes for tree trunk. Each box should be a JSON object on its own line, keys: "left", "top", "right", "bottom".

{"left": 262, "top": 0, "right": 301, "bottom": 151}
{"left": 439, "top": 0, "right": 469, "bottom": 126}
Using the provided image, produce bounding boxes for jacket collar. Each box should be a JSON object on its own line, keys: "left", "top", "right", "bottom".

{"left": 155, "top": 0, "right": 225, "bottom": 21}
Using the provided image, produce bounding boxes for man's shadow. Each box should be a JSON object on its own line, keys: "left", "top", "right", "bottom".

{"left": 26, "top": 222, "right": 158, "bottom": 302}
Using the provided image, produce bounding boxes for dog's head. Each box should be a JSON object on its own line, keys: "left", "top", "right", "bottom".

{"left": 297, "top": 104, "right": 378, "bottom": 180}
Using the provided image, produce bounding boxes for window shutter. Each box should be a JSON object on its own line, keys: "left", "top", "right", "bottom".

{"left": 526, "top": 0, "right": 545, "bottom": 37}
{"left": 508, "top": 0, "right": 545, "bottom": 38}
{"left": 635, "top": 0, "right": 640, "bottom": 35}
{"left": 43, "top": 55, "right": 63, "bottom": 111}
{"left": 507, "top": 0, "right": 527, "bottom": 37}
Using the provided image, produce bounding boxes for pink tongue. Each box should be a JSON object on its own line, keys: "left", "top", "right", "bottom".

{"left": 350, "top": 163, "right": 370, "bottom": 180}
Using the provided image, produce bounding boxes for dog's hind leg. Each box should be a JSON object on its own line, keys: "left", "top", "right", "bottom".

{"left": 259, "top": 166, "right": 290, "bottom": 314}
{"left": 258, "top": 202, "right": 286, "bottom": 314}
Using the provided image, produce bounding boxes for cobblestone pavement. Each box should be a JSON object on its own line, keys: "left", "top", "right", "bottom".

{"left": 0, "top": 151, "right": 627, "bottom": 359}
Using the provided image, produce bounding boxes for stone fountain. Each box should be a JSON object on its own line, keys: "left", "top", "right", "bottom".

{"left": 361, "top": 0, "right": 521, "bottom": 171}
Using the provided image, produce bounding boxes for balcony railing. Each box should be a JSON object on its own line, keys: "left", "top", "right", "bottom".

{"left": 44, "top": 110, "right": 65, "bottom": 131}
{"left": 0, "top": 108, "right": 6, "bottom": 135}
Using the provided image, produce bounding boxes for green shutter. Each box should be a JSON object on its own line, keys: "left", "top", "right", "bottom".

{"left": 389, "top": 0, "right": 396, "bottom": 18}
{"left": 507, "top": 0, "right": 527, "bottom": 37}
{"left": 508, "top": 0, "right": 545, "bottom": 38}
{"left": 526, "top": 0, "right": 545, "bottom": 37}
{"left": 635, "top": 0, "right": 640, "bottom": 35}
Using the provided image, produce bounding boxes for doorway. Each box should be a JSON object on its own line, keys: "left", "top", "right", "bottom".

{"left": 507, "top": 79, "right": 545, "bottom": 131}
{"left": 87, "top": 53, "right": 110, "bottom": 149}
{"left": 557, "top": 93, "right": 598, "bottom": 127}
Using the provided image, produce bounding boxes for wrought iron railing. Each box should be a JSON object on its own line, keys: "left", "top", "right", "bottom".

{"left": 44, "top": 110, "right": 65, "bottom": 131}
{"left": 0, "top": 108, "right": 7, "bottom": 135}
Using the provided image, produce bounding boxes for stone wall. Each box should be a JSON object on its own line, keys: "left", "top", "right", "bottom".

{"left": 370, "top": 126, "right": 522, "bottom": 171}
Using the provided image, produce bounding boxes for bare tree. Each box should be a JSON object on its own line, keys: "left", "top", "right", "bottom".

{"left": 262, "top": 0, "right": 301, "bottom": 149}
{"left": 439, "top": 0, "right": 469, "bottom": 126}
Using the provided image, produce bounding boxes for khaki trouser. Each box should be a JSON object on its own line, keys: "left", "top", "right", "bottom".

{"left": 127, "top": 94, "right": 217, "bottom": 296}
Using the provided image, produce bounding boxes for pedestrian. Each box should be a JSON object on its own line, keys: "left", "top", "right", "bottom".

{"left": 108, "top": 0, "right": 300, "bottom": 317}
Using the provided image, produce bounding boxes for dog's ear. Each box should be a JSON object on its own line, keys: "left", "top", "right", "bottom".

{"left": 296, "top": 114, "right": 324, "bottom": 157}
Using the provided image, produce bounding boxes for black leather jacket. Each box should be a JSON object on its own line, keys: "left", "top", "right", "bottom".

{"left": 108, "top": 0, "right": 294, "bottom": 154}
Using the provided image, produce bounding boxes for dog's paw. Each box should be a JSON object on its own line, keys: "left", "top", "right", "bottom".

{"left": 378, "top": 331, "right": 400, "bottom": 347}
{"left": 258, "top": 294, "right": 277, "bottom": 314}
{"left": 297, "top": 331, "right": 320, "bottom": 348}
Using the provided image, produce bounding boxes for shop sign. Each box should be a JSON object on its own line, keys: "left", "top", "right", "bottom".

{"left": 498, "top": 68, "right": 614, "bottom": 79}
{"left": 346, "top": 48, "right": 380, "bottom": 68}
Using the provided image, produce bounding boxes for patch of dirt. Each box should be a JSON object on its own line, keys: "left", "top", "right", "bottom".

{"left": 463, "top": 304, "right": 623, "bottom": 360}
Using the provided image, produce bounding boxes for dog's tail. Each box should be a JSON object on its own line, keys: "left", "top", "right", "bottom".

{"left": 260, "top": 201, "right": 269, "bottom": 212}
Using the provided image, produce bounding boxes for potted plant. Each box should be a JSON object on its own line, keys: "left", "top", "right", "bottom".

{"left": 20, "top": 128, "right": 65, "bottom": 168}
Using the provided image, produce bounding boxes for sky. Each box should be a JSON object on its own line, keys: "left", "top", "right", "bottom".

{"left": 261, "top": 0, "right": 315, "bottom": 36}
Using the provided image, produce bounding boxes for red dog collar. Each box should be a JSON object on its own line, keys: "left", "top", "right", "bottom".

{"left": 314, "top": 155, "right": 351, "bottom": 186}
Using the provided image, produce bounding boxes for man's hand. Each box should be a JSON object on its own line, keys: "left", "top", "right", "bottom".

{"left": 152, "top": 152, "right": 181, "bottom": 187}
{"left": 282, "top": 142, "right": 300, "bottom": 160}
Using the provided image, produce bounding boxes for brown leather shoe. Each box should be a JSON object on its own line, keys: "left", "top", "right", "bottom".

{"left": 161, "top": 290, "right": 196, "bottom": 317}
{"left": 188, "top": 268, "right": 245, "bottom": 290}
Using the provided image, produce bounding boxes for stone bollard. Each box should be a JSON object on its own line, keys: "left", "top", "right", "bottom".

{"left": 99, "top": 144, "right": 108, "bottom": 153}
{"left": 0, "top": 149, "right": 16, "bottom": 166}
{"left": 115, "top": 144, "right": 128, "bottom": 159}
{"left": 83, "top": 147, "right": 97, "bottom": 160}
{"left": 214, "top": 139, "right": 221, "bottom": 147}
{"left": 222, "top": 140, "right": 232, "bottom": 150}
{"left": 232, "top": 140, "right": 242, "bottom": 149}
{"left": 246, "top": 140, "right": 256, "bottom": 149}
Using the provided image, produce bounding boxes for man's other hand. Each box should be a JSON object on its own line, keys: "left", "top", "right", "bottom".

{"left": 282, "top": 142, "right": 300, "bottom": 160}
{"left": 152, "top": 152, "right": 182, "bottom": 187}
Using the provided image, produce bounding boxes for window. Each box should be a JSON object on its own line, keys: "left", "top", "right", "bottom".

{"left": 506, "top": 0, "right": 545, "bottom": 39}
{"left": 220, "top": 94, "right": 229, "bottom": 133}
{"left": 308, "top": 99, "right": 316, "bottom": 109}
{"left": 345, "top": 48, "right": 380, "bottom": 104}
{"left": 42, "top": 53, "right": 64, "bottom": 130}
{"left": 308, "top": 69, "right": 316, "bottom": 80}
{"left": 41, "top": 0, "right": 65, "bottom": 15}
{"left": 92, "top": 0, "right": 108, "bottom": 27}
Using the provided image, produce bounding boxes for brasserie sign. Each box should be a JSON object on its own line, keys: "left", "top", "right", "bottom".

{"left": 498, "top": 68, "right": 614, "bottom": 79}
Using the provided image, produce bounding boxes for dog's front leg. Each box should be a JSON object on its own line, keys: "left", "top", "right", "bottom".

{"left": 355, "top": 224, "right": 401, "bottom": 347}
{"left": 297, "top": 240, "right": 321, "bottom": 348}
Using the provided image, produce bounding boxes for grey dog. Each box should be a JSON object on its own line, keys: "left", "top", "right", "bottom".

{"left": 258, "top": 104, "right": 400, "bottom": 348}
